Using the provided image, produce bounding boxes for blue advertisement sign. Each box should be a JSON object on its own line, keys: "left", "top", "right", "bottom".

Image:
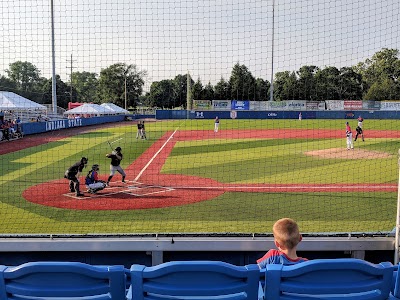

{"left": 231, "top": 100, "right": 250, "bottom": 110}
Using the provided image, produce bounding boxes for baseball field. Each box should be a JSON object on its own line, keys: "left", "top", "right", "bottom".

{"left": 0, "top": 118, "right": 399, "bottom": 235}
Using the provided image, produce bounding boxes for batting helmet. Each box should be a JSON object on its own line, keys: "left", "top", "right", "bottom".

{"left": 81, "top": 157, "right": 88, "bottom": 164}
{"left": 115, "top": 147, "right": 121, "bottom": 152}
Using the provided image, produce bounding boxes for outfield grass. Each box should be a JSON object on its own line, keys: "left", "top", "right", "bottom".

{"left": 0, "top": 119, "right": 398, "bottom": 235}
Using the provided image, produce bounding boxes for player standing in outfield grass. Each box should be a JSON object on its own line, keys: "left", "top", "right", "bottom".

{"left": 354, "top": 116, "right": 364, "bottom": 142}
{"left": 298, "top": 112, "right": 302, "bottom": 121}
{"left": 106, "top": 146, "right": 126, "bottom": 186}
{"left": 136, "top": 121, "right": 142, "bottom": 139}
{"left": 345, "top": 122, "right": 354, "bottom": 150}
{"left": 141, "top": 121, "right": 147, "bottom": 139}
{"left": 64, "top": 157, "right": 88, "bottom": 197}
{"left": 214, "top": 116, "right": 220, "bottom": 132}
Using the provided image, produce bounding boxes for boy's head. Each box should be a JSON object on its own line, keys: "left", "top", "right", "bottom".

{"left": 273, "top": 218, "right": 302, "bottom": 250}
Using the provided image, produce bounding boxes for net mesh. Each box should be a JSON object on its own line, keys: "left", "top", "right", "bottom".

{"left": 0, "top": 0, "right": 399, "bottom": 236}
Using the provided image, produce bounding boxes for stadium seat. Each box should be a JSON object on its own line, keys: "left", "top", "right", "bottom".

{"left": 0, "top": 261, "right": 126, "bottom": 299}
{"left": 389, "top": 264, "right": 400, "bottom": 299}
{"left": 264, "top": 258, "right": 394, "bottom": 300}
{"left": 128, "top": 260, "right": 260, "bottom": 300}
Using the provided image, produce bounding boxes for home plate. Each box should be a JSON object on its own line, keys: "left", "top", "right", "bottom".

{"left": 123, "top": 184, "right": 174, "bottom": 196}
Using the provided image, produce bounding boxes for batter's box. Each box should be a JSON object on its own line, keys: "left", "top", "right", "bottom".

{"left": 122, "top": 184, "right": 174, "bottom": 196}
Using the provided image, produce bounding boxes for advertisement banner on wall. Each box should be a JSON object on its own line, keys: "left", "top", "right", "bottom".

{"left": 250, "top": 101, "right": 270, "bottom": 110}
{"left": 231, "top": 100, "right": 250, "bottom": 110}
{"left": 193, "top": 100, "right": 211, "bottom": 110}
{"left": 306, "top": 101, "right": 325, "bottom": 110}
{"left": 325, "top": 100, "right": 344, "bottom": 110}
{"left": 380, "top": 101, "right": 400, "bottom": 111}
{"left": 286, "top": 100, "right": 306, "bottom": 110}
{"left": 344, "top": 100, "right": 363, "bottom": 110}
{"left": 269, "top": 101, "right": 288, "bottom": 110}
{"left": 362, "top": 101, "right": 381, "bottom": 110}
{"left": 212, "top": 100, "right": 231, "bottom": 110}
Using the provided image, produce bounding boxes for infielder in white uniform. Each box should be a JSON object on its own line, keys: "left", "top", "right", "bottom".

{"left": 345, "top": 122, "right": 354, "bottom": 150}
{"left": 214, "top": 116, "right": 220, "bottom": 133}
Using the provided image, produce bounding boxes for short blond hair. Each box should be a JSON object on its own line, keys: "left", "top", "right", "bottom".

{"left": 273, "top": 218, "right": 301, "bottom": 250}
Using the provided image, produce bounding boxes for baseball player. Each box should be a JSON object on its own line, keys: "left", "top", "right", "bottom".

{"left": 85, "top": 164, "right": 106, "bottom": 193}
{"left": 345, "top": 122, "right": 354, "bottom": 150}
{"left": 136, "top": 121, "right": 143, "bottom": 139}
{"left": 106, "top": 146, "right": 126, "bottom": 185}
{"left": 214, "top": 116, "right": 220, "bottom": 133}
{"left": 64, "top": 157, "right": 88, "bottom": 197}
{"left": 354, "top": 116, "right": 364, "bottom": 142}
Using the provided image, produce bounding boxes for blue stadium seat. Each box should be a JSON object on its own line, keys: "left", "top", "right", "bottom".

{"left": 0, "top": 261, "right": 126, "bottom": 299}
{"left": 389, "top": 264, "right": 400, "bottom": 299}
{"left": 128, "top": 260, "right": 260, "bottom": 300}
{"left": 264, "top": 258, "right": 394, "bottom": 300}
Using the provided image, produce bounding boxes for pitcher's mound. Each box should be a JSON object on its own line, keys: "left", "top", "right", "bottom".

{"left": 305, "top": 148, "right": 391, "bottom": 159}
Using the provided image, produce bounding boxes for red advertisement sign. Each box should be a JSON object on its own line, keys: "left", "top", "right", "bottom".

{"left": 344, "top": 100, "right": 362, "bottom": 110}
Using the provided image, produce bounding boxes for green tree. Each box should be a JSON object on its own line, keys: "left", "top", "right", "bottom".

{"left": 97, "top": 63, "right": 146, "bottom": 108}
{"left": 356, "top": 48, "right": 400, "bottom": 99}
{"left": 274, "top": 71, "right": 298, "bottom": 101}
{"left": 192, "top": 78, "right": 203, "bottom": 100}
{"left": 148, "top": 79, "right": 175, "bottom": 108}
{"left": 229, "top": 63, "right": 256, "bottom": 100}
{"left": 296, "top": 65, "right": 319, "bottom": 100}
{"left": 202, "top": 82, "right": 215, "bottom": 100}
{"left": 214, "top": 77, "right": 230, "bottom": 100}
{"left": 0, "top": 75, "right": 17, "bottom": 92}
{"left": 172, "top": 74, "right": 191, "bottom": 108}
{"left": 71, "top": 71, "right": 99, "bottom": 103}
{"left": 314, "top": 66, "right": 340, "bottom": 100}
{"left": 6, "top": 61, "right": 41, "bottom": 92}
{"left": 254, "top": 78, "right": 270, "bottom": 101}
{"left": 364, "top": 78, "right": 397, "bottom": 101}
{"left": 41, "top": 75, "right": 71, "bottom": 108}
{"left": 338, "top": 67, "right": 363, "bottom": 100}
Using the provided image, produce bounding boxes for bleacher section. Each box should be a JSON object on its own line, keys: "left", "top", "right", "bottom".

{"left": 0, "top": 259, "right": 399, "bottom": 299}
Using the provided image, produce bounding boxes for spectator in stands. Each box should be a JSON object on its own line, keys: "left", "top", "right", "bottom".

{"left": 257, "top": 218, "right": 307, "bottom": 268}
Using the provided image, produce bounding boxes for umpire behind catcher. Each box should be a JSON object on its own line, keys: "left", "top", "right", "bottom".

{"left": 64, "top": 157, "right": 88, "bottom": 197}
{"left": 106, "top": 146, "right": 126, "bottom": 186}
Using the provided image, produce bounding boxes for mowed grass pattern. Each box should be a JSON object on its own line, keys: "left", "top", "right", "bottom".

{"left": 0, "top": 119, "right": 398, "bottom": 234}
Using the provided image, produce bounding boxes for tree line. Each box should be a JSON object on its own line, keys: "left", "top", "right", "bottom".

{"left": 0, "top": 48, "right": 399, "bottom": 110}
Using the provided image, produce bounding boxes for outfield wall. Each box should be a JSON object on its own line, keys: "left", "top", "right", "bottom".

{"left": 156, "top": 110, "right": 400, "bottom": 120}
{"left": 20, "top": 115, "right": 126, "bottom": 136}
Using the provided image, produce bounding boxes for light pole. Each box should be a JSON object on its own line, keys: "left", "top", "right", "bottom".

{"left": 124, "top": 77, "right": 127, "bottom": 110}
{"left": 50, "top": 0, "right": 57, "bottom": 113}
{"left": 269, "top": 0, "right": 275, "bottom": 102}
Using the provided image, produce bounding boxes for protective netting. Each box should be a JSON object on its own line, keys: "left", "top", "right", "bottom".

{"left": 0, "top": 0, "right": 399, "bottom": 235}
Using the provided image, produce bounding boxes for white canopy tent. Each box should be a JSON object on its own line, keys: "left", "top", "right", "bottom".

{"left": 0, "top": 91, "right": 47, "bottom": 111}
{"left": 100, "top": 103, "right": 129, "bottom": 114}
{"left": 63, "top": 103, "right": 115, "bottom": 116}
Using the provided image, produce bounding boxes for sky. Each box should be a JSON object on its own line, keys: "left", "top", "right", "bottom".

{"left": 0, "top": 0, "right": 399, "bottom": 90}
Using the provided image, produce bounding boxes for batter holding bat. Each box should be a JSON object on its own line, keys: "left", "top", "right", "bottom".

{"left": 106, "top": 146, "right": 126, "bottom": 186}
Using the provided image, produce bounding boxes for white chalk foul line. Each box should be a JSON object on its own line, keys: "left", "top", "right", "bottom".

{"left": 134, "top": 129, "right": 179, "bottom": 182}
